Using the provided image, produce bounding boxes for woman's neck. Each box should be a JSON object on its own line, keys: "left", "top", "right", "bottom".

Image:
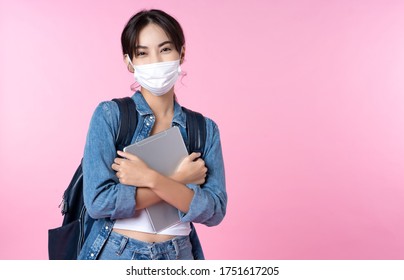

{"left": 140, "top": 88, "right": 175, "bottom": 118}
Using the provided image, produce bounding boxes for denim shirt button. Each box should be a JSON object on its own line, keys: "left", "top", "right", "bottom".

{"left": 105, "top": 226, "right": 109, "bottom": 230}
{"left": 90, "top": 253, "right": 94, "bottom": 257}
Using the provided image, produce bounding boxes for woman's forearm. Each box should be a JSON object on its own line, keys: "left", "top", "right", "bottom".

{"left": 148, "top": 170, "right": 195, "bottom": 213}
{"left": 134, "top": 188, "right": 162, "bottom": 210}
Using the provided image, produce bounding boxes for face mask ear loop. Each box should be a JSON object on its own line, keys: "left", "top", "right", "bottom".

{"left": 127, "top": 54, "right": 135, "bottom": 68}
{"left": 126, "top": 54, "right": 140, "bottom": 92}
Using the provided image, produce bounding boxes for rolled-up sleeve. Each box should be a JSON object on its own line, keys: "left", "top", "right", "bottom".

{"left": 180, "top": 119, "right": 227, "bottom": 226}
{"left": 82, "top": 101, "right": 137, "bottom": 220}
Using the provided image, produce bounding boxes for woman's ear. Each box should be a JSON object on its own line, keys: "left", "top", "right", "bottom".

{"left": 180, "top": 46, "right": 186, "bottom": 64}
{"left": 124, "top": 54, "right": 134, "bottom": 73}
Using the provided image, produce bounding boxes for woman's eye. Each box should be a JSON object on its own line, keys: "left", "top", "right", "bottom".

{"left": 136, "top": 51, "right": 146, "bottom": 57}
{"left": 161, "top": 47, "right": 171, "bottom": 53}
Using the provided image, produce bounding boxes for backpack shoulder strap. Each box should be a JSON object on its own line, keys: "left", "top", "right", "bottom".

{"left": 111, "top": 100, "right": 205, "bottom": 156}
{"left": 182, "top": 106, "right": 206, "bottom": 156}
{"left": 112, "top": 97, "right": 137, "bottom": 150}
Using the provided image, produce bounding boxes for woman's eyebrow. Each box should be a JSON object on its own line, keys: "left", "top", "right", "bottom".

{"left": 135, "top": 45, "right": 148, "bottom": 50}
{"left": 158, "top": 40, "right": 173, "bottom": 47}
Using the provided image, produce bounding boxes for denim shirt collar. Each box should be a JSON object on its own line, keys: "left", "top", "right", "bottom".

{"left": 133, "top": 91, "right": 186, "bottom": 128}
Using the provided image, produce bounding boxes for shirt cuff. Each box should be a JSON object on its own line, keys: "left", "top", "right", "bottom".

{"left": 113, "top": 184, "right": 136, "bottom": 219}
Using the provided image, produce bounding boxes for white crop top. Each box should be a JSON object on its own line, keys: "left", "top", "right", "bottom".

{"left": 113, "top": 209, "right": 191, "bottom": 236}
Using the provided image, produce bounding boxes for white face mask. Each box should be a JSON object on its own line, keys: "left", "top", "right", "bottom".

{"left": 128, "top": 57, "right": 181, "bottom": 96}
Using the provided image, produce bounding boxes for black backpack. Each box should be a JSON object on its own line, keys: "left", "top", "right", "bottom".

{"left": 48, "top": 97, "right": 206, "bottom": 260}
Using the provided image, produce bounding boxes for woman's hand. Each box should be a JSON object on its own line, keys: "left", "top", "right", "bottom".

{"left": 171, "top": 152, "right": 208, "bottom": 185}
{"left": 111, "top": 151, "right": 155, "bottom": 187}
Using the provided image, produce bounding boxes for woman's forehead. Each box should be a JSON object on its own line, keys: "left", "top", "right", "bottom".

{"left": 137, "top": 23, "right": 171, "bottom": 47}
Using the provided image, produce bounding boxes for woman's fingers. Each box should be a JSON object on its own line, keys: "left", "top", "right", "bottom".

{"left": 188, "top": 152, "right": 201, "bottom": 162}
{"left": 117, "top": 150, "right": 137, "bottom": 160}
{"left": 111, "top": 163, "right": 119, "bottom": 171}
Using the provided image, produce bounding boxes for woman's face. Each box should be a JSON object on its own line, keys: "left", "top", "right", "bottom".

{"left": 130, "top": 23, "right": 182, "bottom": 66}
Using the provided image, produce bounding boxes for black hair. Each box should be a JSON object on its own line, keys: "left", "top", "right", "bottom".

{"left": 121, "top": 9, "right": 185, "bottom": 59}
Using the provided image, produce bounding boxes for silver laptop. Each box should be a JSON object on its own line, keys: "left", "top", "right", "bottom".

{"left": 123, "top": 126, "right": 188, "bottom": 232}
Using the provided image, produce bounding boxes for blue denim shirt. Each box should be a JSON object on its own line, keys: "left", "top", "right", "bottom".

{"left": 78, "top": 92, "right": 227, "bottom": 260}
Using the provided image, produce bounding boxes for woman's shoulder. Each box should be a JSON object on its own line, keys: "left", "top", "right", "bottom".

{"left": 89, "top": 98, "right": 121, "bottom": 127}
{"left": 203, "top": 115, "right": 219, "bottom": 132}
{"left": 95, "top": 97, "right": 124, "bottom": 115}
{"left": 184, "top": 107, "right": 221, "bottom": 140}
{"left": 95, "top": 98, "right": 121, "bottom": 113}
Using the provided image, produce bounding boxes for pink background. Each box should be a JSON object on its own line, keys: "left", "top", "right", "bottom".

{"left": 1, "top": 0, "right": 404, "bottom": 260}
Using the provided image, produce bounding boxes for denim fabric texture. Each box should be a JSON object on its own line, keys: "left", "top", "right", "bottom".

{"left": 78, "top": 91, "right": 227, "bottom": 260}
{"left": 97, "top": 231, "right": 194, "bottom": 260}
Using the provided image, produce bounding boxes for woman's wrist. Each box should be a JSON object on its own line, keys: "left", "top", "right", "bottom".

{"left": 169, "top": 171, "right": 184, "bottom": 184}
{"left": 147, "top": 169, "right": 163, "bottom": 190}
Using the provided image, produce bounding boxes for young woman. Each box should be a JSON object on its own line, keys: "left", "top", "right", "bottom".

{"left": 78, "top": 9, "right": 227, "bottom": 260}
